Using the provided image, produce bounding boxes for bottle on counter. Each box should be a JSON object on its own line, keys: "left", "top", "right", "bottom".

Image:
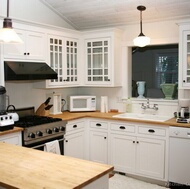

{"left": 126, "top": 98, "right": 132, "bottom": 113}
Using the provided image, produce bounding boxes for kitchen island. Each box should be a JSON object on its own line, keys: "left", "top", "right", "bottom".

{"left": 0, "top": 142, "right": 113, "bottom": 189}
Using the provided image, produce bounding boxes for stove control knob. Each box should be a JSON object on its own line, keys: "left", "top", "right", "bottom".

{"left": 36, "top": 131, "right": 43, "bottom": 137}
{"left": 59, "top": 126, "right": 65, "bottom": 131}
{"left": 46, "top": 129, "right": 52, "bottom": 134}
{"left": 53, "top": 127, "right": 59, "bottom": 132}
{"left": 28, "top": 133, "right": 35, "bottom": 138}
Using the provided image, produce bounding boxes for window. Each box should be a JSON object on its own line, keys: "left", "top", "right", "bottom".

{"left": 132, "top": 44, "right": 178, "bottom": 99}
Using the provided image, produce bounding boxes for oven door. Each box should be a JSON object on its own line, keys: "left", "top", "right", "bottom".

{"left": 23, "top": 135, "right": 64, "bottom": 155}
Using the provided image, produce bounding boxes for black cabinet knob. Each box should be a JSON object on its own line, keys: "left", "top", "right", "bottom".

{"left": 46, "top": 129, "right": 52, "bottom": 134}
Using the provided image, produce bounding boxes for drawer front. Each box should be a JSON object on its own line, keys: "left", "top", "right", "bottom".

{"left": 0, "top": 135, "right": 20, "bottom": 145}
{"left": 66, "top": 121, "right": 84, "bottom": 132}
{"left": 110, "top": 123, "right": 135, "bottom": 133}
{"left": 90, "top": 121, "right": 108, "bottom": 130}
{"left": 138, "top": 126, "right": 166, "bottom": 137}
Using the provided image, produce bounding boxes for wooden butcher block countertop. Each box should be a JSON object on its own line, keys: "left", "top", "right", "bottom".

{"left": 0, "top": 142, "right": 113, "bottom": 189}
{"left": 50, "top": 111, "right": 190, "bottom": 128}
{"left": 0, "top": 127, "right": 23, "bottom": 136}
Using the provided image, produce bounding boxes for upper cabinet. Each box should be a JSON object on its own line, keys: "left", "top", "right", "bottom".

{"left": 179, "top": 23, "right": 190, "bottom": 88}
{"left": 83, "top": 28, "right": 123, "bottom": 87}
{"left": 47, "top": 35, "right": 80, "bottom": 87}
{"left": 3, "top": 29, "right": 46, "bottom": 61}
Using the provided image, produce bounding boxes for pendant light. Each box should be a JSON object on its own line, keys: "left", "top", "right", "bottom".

{"left": 0, "top": 0, "right": 23, "bottom": 43}
{"left": 133, "top": 5, "right": 150, "bottom": 47}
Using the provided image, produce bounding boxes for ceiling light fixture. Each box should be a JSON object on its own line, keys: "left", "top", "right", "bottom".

{"left": 0, "top": 0, "right": 23, "bottom": 43}
{"left": 133, "top": 5, "right": 150, "bottom": 47}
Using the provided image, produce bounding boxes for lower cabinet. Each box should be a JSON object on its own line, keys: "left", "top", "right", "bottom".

{"left": 89, "top": 131, "right": 108, "bottom": 164}
{"left": 64, "top": 118, "right": 168, "bottom": 182}
{"left": 89, "top": 119, "right": 108, "bottom": 164}
{"left": 64, "top": 119, "right": 85, "bottom": 159}
{"left": 110, "top": 134, "right": 136, "bottom": 173}
{"left": 110, "top": 121, "right": 168, "bottom": 181}
{"left": 136, "top": 137, "right": 165, "bottom": 179}
{"left": 0, "top": 132, "right": 22, "bottom": 146}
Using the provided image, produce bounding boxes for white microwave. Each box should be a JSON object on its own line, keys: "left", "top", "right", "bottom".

{"left": 69, "top": 95, "right": 96, "bottom": 112}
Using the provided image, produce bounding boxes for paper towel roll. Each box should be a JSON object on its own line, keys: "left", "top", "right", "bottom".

{"left": 101, "top": 96, "right": 108, "bottom": 113}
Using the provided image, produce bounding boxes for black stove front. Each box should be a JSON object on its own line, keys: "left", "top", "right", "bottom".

{"left": 14, "top": 107, "right": 67, "bottom": 155}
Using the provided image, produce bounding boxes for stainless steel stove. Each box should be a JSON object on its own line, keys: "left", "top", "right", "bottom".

{"left": 15, "top": 107, "right": 67, "bottom": 154}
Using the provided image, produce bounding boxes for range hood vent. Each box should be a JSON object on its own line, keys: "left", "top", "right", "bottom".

{"left": 4, "top": 61, "right": 58, "bottom": 81}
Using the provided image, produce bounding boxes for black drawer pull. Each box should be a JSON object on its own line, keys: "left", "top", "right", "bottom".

{"left": 73, "top": 125, "right": 77, "bottom": 128}
{"left": 119, "top": 126, "right": 126, "bottom": 130}
{"left": 96, "top": 123, "right": 102, "bottom": 127}
{"left": 148, "top": 129, "right": 155, "bottom": 133}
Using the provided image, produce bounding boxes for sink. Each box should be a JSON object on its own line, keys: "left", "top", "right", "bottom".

{"left": 112, "top": 113, "right": 172, "bottom": 122}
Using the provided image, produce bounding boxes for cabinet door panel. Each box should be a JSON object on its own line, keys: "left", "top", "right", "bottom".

{"left": 26, "top": 31, "right": 46, "bottom": 60}
{"left": 110, "top": 134, "right": 136, "bottom": 173}
{"left": 136, "top": 137, "right": 165, "bottom": 179}
{"left": 64, "top": 131, "right": 84, "bottom": 159}
{"left": 89, "top": 131, "right": 107, "bottom": 164}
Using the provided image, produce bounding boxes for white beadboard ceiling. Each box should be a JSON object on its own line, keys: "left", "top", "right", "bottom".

{"left": 42, "top": 0, "right": 190, "bottom": 30}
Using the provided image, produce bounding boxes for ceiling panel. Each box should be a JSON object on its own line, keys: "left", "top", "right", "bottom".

{"left": 43, "top": 0, "right": 190, "bottom": 30}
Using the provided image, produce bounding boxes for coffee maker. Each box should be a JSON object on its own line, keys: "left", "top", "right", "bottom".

{"left": 176, "top": 99, "right": 190, "bottom": 123}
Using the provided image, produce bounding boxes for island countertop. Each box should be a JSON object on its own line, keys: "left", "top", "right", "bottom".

{"left": 0, "top": 142, "right": 113, "bottom": 189}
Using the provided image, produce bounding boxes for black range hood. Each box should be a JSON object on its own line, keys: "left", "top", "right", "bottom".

{"left": 4, "top": 61, "right": 58, "bottom": 81}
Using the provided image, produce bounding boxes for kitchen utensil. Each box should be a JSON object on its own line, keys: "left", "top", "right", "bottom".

{"left": 36, "top": 97, "right": 51, "bottom": 116}
{"left": 6, "top": 104, "right": 19, "bottom": 121}
{"left": 45, "top": 104, "right": 53, "bottom": 110}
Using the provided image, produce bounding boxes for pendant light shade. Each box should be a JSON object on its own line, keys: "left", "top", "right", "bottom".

{"left": 133, "top": 5, "right": 150, "bottom": 47}
{"left": 0, "top": 0, "right": 23, "bottom": 43}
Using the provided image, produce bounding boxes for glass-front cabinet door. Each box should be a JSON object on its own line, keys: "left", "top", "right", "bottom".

{"left": 65, "top": 39, "right": 78, "bottom": 84}
{"left": 85, "top": 38, "right": 111, "bottom": 85}
{"left": 182, "top": 31, "right": 190, "bottom": 87}
{"left": 48, "top": 35, "right": 78, "bottom": 87}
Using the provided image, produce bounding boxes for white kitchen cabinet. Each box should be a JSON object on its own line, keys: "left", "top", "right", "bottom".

{"left": 110, "top": 133, "right": 136, "bottom": 173}
{"left": 136, "top": 137, "right": 165, "bottom": 179}
{"left": 3, "top": 29, "right": 46, "bottom": 61}
{"left": 64, "top": 119, "right": 85, "bottom": 159}
{"left": 179, "top": 23, "right": 190, "bottom": 88}
{"left": 83, "top": 28, "right": 122, "bottom": 87}
{"left": 89, "top": 119, "right": 108, "bottom": 164}
{"left": 0, "top": 132, "right": 22, "bottom": 146}
{"left": 39, "top": 35, "right": 80, "bottom": 88}
{"left": 110, "top": 121, "right": 168, "bottom": 181}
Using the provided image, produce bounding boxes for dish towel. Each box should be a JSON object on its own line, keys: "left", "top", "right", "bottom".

{"left": 44, "top": 140, "right": 61, "bottom": 155}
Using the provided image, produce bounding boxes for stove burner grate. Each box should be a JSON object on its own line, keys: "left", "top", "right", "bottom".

{"left": 14, "top": 115, "right": 62, "bottom": 127}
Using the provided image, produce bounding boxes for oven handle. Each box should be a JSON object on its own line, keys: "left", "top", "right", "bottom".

{"left": 31, "top": 138, "right": 64, "bottom": 149}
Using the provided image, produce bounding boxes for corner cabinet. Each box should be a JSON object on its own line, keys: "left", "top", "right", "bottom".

{"left": 179, "top": 23, "right": 190, "bottom": 88}
{"left": 3, "top": 29, "right": 46, "bottom": 61}
{"left": 83, "top": 29, "right": 122, "bottom": 87}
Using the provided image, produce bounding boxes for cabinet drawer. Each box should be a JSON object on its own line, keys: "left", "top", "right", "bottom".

{"left": 0, "top": 135, "right": 20, "bottom": 145}
{"left": 90, "top": 121, "right": 108, "bottom": 130}
{"left": 66, "top": 121, "right": 84, "bottom": 132}
{"left": 110, "top": 123, "right": 135, "bottom": 133}
{"left": 138, "top": 126, "right": 166, "bottom": 137}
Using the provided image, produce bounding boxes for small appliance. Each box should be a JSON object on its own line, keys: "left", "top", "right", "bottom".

{"left": 176, "top": 99, "right": 190, "bottom": 123}
{"left": 0, "top": 86, "right": 14, "bottom": 130}
{"left": 69, "top": 95, "right": 96, "bottom": 112}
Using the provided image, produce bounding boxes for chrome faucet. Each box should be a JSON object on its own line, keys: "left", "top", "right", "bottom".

{"left": 141, "top": 99, "right": 158, "bottom": 111}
